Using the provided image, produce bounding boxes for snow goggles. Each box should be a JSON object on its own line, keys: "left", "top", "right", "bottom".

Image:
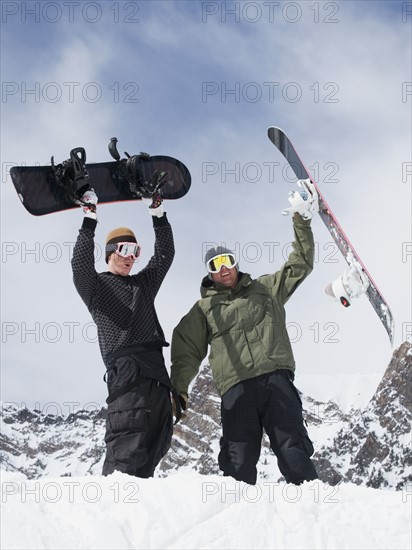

{"left": 206, "top": 253, "right": 237, "bottom": 273}
{"left": 114, "top": 242, "right": 141, "bottom": 259}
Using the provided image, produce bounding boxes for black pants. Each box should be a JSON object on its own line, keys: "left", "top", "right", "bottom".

{"left": 218, "top": 370, "right": 318, "bottom": 485}
{"left": 102, "top": 351, "right": 173, "bottom": 478}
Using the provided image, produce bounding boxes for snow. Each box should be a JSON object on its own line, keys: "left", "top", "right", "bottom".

{"left": 1, "top": 471, "right": 411, "bottom": 550}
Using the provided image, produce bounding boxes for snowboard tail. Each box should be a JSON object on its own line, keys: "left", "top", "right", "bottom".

{"left": 268, "top": 126, "right": 394, "bottom": 345}
{"left": 10, "top": 145, "right": 191, "bottom": 216}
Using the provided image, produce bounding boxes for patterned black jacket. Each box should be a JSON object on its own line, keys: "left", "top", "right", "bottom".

{"left": 71, "top": 215, "right": 175, "bottom": 368}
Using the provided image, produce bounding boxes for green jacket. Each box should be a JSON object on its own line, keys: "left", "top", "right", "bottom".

{"left": 171, "top": 215, "right": 314, "bottom": 397}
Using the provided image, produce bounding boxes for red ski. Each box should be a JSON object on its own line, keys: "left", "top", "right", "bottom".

{"left": 268, "top": 126, "right": 394, "bottom": 345}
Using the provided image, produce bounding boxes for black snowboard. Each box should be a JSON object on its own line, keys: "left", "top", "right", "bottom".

{"left": 10, "top": 147, "right": 191, "bottom": 216}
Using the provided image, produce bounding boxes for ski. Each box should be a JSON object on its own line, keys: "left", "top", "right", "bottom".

{"left": 268, "top": 126, "right": 394, "bottom": 345}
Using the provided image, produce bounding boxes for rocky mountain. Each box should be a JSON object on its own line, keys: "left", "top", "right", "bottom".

{"left": 1, "top": 342, "right": 411, "bottom": 490}
{"left": 313, "top": 340, "right": 412, "bottom": 490}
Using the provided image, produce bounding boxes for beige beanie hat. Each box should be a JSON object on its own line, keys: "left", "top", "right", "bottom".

{"left": 105, "top": 227, "right": 137, "bottom": 263}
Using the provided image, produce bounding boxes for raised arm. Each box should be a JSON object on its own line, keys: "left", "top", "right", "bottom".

{"left": 259, "top": 213, "right": 315, "bottom": 304}
{"left": 71, "top": 192, "right": 99, "bottom": 310}
{"left": 134, "top": 200, "right": 175, "bottom": 298}
{"left": 133, "top": 194, "right": 175, "bottom": 299}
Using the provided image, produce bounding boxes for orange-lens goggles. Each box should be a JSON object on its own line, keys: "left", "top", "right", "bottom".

{"left": 207, "top": 253, "right": 237, "bottom": 273}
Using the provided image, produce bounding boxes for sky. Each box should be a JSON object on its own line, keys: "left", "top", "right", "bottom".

{"left": 1, "top": 0, "right": 411, "bottom": 411}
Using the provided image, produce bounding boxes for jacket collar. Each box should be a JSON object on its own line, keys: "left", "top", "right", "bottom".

{"left": 200, "top": 272, "right": 252, "bottom": 298}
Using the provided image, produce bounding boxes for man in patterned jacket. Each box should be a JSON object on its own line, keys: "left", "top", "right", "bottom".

{"left": 71, "top": 189, "right": 174, "bottom": 478}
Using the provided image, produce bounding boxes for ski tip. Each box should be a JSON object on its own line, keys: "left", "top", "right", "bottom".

{"left": 267, "top": 126, "right": 287, "bottom": 144}
{"left": 267, "top": 126, "right": 283, "bottom": 133}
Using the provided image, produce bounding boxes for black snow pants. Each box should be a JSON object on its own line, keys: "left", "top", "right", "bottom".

{"left": 102, "top": 347, "right": 173, "bottom": 478}
{"left": 218, "top": 369, "right": 318, "bottom": 485}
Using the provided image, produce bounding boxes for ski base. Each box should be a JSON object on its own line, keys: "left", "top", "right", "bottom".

{"left": 268, "top": 126, "right": 394, "bottom": 345}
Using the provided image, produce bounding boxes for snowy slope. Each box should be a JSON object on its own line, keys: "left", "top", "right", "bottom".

{"left": 1, "top": 470, "right": 411, "bottom": 550}
{"left": 0, "top": 346, "right": 411, "bottom": 549}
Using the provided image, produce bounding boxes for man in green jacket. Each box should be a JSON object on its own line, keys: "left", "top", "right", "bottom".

{"left": 171, "top": 180, "right": 319, "bottom": 485}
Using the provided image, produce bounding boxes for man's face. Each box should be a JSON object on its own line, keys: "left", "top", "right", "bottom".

{"left": 107, "top": 253, "right": 135, "bottom": 276}
{"left": 211, "top": 265, "right": 238, "bottom": 288}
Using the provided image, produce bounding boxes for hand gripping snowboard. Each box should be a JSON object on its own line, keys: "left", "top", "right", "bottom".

{"left": 10, "top": 137, "right": 191, "bottom": 216}
{"left": 268, "top": 126, "right": 394, "bottom": 345}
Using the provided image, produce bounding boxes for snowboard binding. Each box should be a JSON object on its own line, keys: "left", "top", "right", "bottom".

{"left": 51, "top": 147, "right": 90, "bottom": 207}
{"left": 325, "top": 254, "right": 370, "bottom": 307}
{"left": 108, "top": 137, "right": 168, "bottom": 198}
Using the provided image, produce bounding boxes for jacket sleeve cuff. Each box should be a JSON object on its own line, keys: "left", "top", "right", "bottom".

{"left": 81, "top": 217, "right": 98, "bottom": 231}
{"left": 293, "top": 213, "right": 312, "bottom": 227}
{"left": 152, "top": 213, "right": 169, "bottom": 227}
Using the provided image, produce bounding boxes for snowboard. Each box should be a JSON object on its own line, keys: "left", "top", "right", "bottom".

{"left": 268, "top": 126, "right": 394, "bottom": 345}
{"left": 10, "top": 139, "right": 191, "bottom": 216}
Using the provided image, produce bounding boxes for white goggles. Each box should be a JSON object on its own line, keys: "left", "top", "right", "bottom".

{"left": 114, "top": 242, "right": 141, "bottom": 259}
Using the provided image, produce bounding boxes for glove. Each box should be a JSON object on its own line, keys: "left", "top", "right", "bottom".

{"left": 80, "top": 188, "right": 98, "bottom": 220}
{"left": 282, "top": 179, "right": 319, "bottom": 220}
{"left": 142, "top": 191, "right": 164, "bottom": 218}
{"left": 172, "top": 392, "right": 188, "bottom": 424}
